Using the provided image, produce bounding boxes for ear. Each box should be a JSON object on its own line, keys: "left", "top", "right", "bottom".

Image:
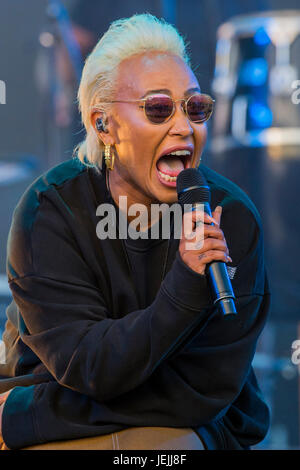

{"left": 91, "top": 110, "right": 115, "bottom": 146}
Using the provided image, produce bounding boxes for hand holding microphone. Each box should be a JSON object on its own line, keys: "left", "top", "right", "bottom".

{"left": 177, "top": 168, "right": 237, "bottom": 316}
{"left": 179, "top": 205, "right": 232, "bottom": 276}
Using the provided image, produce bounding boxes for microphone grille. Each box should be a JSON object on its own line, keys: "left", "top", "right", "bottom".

{"left": 176, "top": 168, "right": 210, "bottom": 205}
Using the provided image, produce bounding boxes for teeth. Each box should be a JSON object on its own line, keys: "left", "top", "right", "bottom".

{"left": 169, "top": 150, "right": 192, "bottom": 156}
{"left": 157, "top": 150, "right": 192, "bottom": 183}
{"left": 158, "top": 171, "right": 177, "bottom": 182}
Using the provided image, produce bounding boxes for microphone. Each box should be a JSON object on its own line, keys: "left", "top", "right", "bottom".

{"left": 177, "top": 168, "right": 237, "bottom": 316}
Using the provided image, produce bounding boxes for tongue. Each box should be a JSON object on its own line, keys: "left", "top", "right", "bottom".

{"left": 157, "top": 155, "right": 184, "bottom": 175}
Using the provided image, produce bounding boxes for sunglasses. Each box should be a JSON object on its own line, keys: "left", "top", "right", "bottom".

{"left": 98, "top": 93, "right": 215, "bottom": 125}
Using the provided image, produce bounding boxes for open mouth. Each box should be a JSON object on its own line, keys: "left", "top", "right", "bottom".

{"left": 156, "top": 149, "right": 192, "bottom": 187}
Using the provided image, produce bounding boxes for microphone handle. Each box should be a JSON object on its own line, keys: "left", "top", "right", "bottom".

{"left": 207, "top": 262, "right": 237, "bottom": 316}
{"left": 193, "top": 202, "right": 237, "bottom": 316}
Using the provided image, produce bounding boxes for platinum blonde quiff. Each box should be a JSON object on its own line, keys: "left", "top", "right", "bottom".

{"left": 75, "top": 13, "right": 191, "bottom": 172}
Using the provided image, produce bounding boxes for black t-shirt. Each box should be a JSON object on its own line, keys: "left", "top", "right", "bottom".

{"left": 108, "top": 190, "right": 175, "bottom": 309}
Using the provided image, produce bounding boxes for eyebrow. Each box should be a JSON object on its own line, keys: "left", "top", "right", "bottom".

{"left": 140, "top": 87, "right": 201, "bottom": 98}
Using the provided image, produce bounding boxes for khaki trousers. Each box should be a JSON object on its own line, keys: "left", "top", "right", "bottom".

{"left": 21, "top": 427, "right": 205, "bottom": 450}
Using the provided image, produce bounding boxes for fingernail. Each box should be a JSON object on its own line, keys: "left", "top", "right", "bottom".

{"left": 227, "top": 256, "right": 232, "bottom": 262}
{"left": 207, "top": 213, "right": 218, "bottom": 222}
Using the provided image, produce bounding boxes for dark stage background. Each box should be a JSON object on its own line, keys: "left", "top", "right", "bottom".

{"left": 0, "top": 0, "right": 299, "bottom": 449}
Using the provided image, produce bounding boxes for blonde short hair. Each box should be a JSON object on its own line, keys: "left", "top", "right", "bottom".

{"left": 74, "top": 13, "right": 191, "bottom": 172}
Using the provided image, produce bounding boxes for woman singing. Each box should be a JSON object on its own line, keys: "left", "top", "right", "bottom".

{"left": 0, "top": 14, "right": 270, "bottom": 450}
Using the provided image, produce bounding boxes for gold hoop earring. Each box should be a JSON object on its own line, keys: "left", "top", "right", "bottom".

{"left": 104, "top": 144, "right": 115, "bottom": 171}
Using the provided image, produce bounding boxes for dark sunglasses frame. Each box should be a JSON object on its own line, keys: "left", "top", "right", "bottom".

{"left": 96, "top": 93, "right": 215, "bottom": 125}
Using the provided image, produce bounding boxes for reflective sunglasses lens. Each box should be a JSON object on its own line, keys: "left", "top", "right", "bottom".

{"left": 144, "top": 95, "right": 173, "bottom": 123}
{"left": 187, "top": 95, "right": 214, "bottom": 122}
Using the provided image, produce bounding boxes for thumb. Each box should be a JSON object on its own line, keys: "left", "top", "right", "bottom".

{"left": 211, "top": 205, "right": 222, "bottom": 226}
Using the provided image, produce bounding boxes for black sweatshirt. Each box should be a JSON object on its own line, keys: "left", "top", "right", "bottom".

{"left": 0, "top": 157, "right": 270, "bottom": 449}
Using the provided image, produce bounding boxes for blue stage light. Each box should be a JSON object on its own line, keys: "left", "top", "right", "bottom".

{"left": 239, "top": 58, "right": 268, "bottom": 87}
{"left": 254, "top": 27, "right": 271, "bottom": 47}
{"left": 249, "top": 102, "right": 273, "bottom": 128}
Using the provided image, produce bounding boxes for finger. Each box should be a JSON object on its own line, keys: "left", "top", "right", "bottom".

{"left": 183, "top": 223, "right": 226, "bottom": 242}
{"left": 183, "top": 210, "right": 218, "bottom": 226}
{"left": 197, "top": 249, "right": 232, "bottom": 265}
{"left": 193, "top": 237, "right": 229, "bottom": 254}
{"left": 182, "top": 211, "right": 213, "bottom": 239}
{"left": 202, "top": 224, "right": 225, "bottom": 240}
{"left": 182, "top": 233, "right": 229, "bottom": 254}
{"left": 193, "top": 210, "right": 218, "bottom": 225}
{"left": 211, "top": 206, "right": 222, "bottom": 226}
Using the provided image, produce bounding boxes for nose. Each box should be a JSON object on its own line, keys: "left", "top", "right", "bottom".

{"left": 168, "top": 100, "right": 193, "bottom": 136}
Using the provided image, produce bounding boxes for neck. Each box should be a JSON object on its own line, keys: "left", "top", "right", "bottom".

{"left": 106, "top": 169, "right": 167, "bottom": 232}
